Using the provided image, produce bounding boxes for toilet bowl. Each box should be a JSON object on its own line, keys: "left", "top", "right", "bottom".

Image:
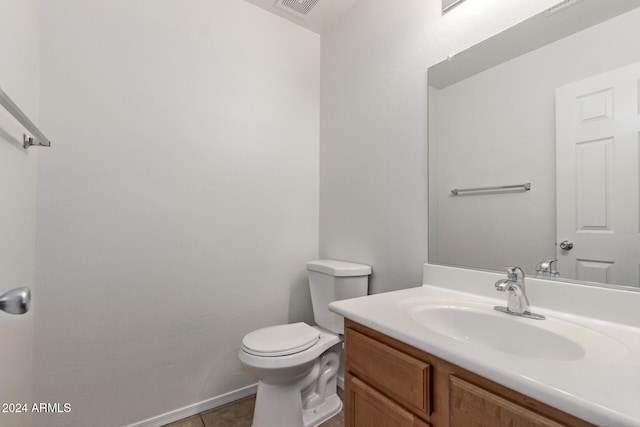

{"left": 239, "top": 323, "right": 342, "bottom": 427}
{"left": 238, "top": 260, "right": 371, "bottom": 427}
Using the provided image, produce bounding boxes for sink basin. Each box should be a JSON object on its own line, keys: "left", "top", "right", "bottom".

{"left": 402, "top": 298, "right": 628, "bottom": 362}
{"left": 412, "top": 305, "right": 583, "bottom": 360}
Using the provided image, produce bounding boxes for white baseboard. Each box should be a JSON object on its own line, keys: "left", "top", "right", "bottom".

{"left": 125, "top": 374, "right": 344, "bottom": 427}
{"left": 124, "top": 383, "right": 258, "bottom": 427}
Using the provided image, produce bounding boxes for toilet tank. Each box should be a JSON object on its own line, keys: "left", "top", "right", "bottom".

{"left": 307, "top": 260, "right": 371, "bottom": 334}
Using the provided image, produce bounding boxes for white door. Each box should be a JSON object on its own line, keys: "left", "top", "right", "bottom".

{"left": 556, "top": 61, "right": 640, "bottom": 287}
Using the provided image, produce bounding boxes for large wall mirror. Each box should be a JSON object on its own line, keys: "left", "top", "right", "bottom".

{"left": 428, "top": 0, "right": 640, "bottom": 291}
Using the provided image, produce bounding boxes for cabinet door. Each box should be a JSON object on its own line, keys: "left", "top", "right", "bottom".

{"left": 450, "top": 376, "right": 565, "bottom": 427}
{"left": 347, "top": 374, "right": 430, "bottom": 427}
{"left": 346, "top": 328, "right": 431, "bottom": 416}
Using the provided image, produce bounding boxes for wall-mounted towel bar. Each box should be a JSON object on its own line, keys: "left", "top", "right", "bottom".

{"left": 0, "top": 85, "right": 51, "bottom": 149}
{"left": 451, "top": 182, "right": 531, "bottom": 196}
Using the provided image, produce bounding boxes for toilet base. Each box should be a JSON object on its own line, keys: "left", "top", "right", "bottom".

{"left": 251, "top": 382, "right": 342, "bottom": 427}
{"left": 302, "top": 393, "right": 342, "bottom": 427}
{"left": 249, "top": 344, "right": 342, "bottom": 427}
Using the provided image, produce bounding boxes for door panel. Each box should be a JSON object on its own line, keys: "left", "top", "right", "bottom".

{"left": 556, "top": 61, "right": 640, "bottom": 287}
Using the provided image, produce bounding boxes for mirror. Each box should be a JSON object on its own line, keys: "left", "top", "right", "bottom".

{"left": 428, "top": 0, "right": 640, "bottom": 290}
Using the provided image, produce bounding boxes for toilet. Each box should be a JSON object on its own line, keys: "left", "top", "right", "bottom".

{"left": 239, "top": 259, "right": 371, "bottom": 427}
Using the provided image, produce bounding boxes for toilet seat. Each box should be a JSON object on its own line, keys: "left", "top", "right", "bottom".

{"left": 241, "top": 322, "right": 320, "bottom": 357}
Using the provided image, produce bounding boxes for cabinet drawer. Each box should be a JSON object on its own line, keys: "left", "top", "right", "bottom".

{"left": 346, "top": 328, "right": 431, "bottom": 416}
{"left": 450, "top": 376, "right": 565, "bottom": 427}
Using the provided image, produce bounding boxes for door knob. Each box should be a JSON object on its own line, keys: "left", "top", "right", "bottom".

{"left": 559, "top": 240, "right": 574, "bottom": 250}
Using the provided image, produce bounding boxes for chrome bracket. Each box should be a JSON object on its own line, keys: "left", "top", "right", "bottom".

{"left": 494, "top": 305, "right": 546, "bottom": 320}
{"left": 23, "top": 133, "right": 51, "bottom": 149}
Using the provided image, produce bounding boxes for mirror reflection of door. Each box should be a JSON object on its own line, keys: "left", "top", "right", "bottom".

{"left": 556, "top": 61, "right": 640, "bottom": 286}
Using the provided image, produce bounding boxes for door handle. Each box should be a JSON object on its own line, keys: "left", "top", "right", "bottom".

{"left": 559, "top": 240, "right": 574, "bottom": 250}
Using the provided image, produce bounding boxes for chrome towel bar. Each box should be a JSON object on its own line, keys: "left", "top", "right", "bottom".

{"left": 0, "top": 85, "right": 51, "bottom": 149}
{"left": 451, "top": 182, "right": 530, "bottom": 196}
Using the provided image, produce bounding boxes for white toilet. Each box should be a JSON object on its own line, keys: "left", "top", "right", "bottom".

{"left": 239, "top": 259, "right": 371, "bottom": 427}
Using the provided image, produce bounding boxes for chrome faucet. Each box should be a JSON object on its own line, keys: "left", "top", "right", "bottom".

{"left": 494, "top": 267, "right": 545, "bottom": 320}
{"left": 535, "top": 259, "right": 559, "bottom": 277}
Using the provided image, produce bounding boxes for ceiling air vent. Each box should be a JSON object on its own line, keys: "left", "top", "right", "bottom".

{"left": 544, "top": 0, "right": 583, "bottom": 16}
{"left": 275, "top": 0, "right": 321, "bottom": 17}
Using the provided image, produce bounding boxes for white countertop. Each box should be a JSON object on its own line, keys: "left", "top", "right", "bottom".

{"left": 329, "top": 265, "right": 640, "bottom": 427}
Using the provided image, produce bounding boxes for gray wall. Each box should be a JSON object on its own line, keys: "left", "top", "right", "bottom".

{"left": 35, "top": 1, "right": 319, "bottom": 425}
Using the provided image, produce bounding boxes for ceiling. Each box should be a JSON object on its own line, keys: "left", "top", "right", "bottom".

{"left": 243, "top": 0, "right": 358, "bottom": 34}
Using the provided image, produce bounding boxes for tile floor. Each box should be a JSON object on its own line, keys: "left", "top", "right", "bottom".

{"left": 162, "top": 389, "right": 344, "bottom": 427}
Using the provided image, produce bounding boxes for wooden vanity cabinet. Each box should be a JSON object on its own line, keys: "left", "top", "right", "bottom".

{"left": 344, "top": 319, "right": 595, "bottom": 427}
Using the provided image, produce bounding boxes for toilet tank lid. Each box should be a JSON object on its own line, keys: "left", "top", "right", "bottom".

{"left": 307, "top": 260, "right": 372, "bottom": 277}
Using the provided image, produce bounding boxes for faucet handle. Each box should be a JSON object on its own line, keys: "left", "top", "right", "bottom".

{"left": 535, "top": 260, "right": 559, "bottom": 277}
{"left": 505, "top": 266, "right": 525, "bottom": 281}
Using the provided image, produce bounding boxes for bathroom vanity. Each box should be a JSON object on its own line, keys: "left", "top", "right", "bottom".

{"left": 344, "top": 319, "right": 592, "bottom": 427}
{"left": 329, "top": 265, "right": 640, "bottom": 427}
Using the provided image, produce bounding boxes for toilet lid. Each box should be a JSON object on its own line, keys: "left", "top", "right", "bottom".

{"left": 241, "top": 322, "right": 320, "bottom": 357}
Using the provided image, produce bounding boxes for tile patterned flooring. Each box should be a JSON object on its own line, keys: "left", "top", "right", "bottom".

{"left": 162, "top": 389, "right": 344, "bottom": 427}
